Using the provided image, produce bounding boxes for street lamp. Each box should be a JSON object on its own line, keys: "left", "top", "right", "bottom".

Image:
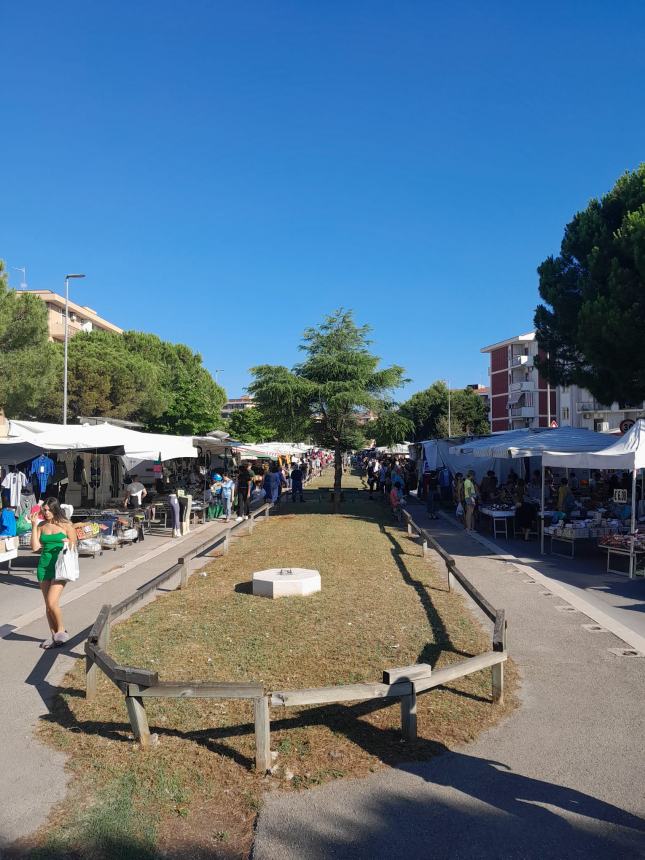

{"left": 63, "top": 273, "right": 86, "bottom": 424}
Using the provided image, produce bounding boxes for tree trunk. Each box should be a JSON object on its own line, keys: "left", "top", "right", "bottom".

{"left": 333, "top": 446, "right": 343, "bottom": 512}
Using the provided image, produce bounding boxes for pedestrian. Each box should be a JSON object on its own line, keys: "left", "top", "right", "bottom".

{"left": 264, "top": 463, "right": 285, "bottom": 506}
{"left": 30, "top": 498, "right": 78, "bottom": 649}
{"left": 463, "top": 470, "right": 478, "bottom": 532}
{"left": 366, "top": 458, "right": 378, "bottom": 498}
{"left": 220, "top": 473, "right": 234, "bottom": 522}
{"left": 236, "top": 465, "right": 252, "bottom": 520}
{"left": 291, "top": 462, "right": 305, "bottom": 502}
{"left": 426, "top": 470, "right": 439, "bottom": 520}
{"left": 123, "top": 474, "right": 147, "bottom": 510}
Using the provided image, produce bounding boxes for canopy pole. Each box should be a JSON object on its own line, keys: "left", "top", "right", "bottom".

{"left": 540, "top": 462, "right": 546, "bottom": 555}
{"left": 630, "top": 469, "right": 637, "bottom": 579}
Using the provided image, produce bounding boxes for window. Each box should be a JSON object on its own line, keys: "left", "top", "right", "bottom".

{"left": 561, "top": 407, "right": 570, "bottom": 420}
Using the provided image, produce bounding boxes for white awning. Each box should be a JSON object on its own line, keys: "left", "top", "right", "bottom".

{"left": 450, "top": 427, "right": 610, "bottom": 459}
{"left": 542, "top": 419, "right": 645, "bottom": 470}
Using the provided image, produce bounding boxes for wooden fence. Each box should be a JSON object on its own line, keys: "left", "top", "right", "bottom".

{"left": 84, "top": 497, "right": 508, "bottom": 773}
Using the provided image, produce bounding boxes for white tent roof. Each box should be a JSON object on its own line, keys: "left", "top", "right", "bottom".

{"left": 542, "top": 419, "right": 645, "bottom": 470}
{"left": 376, "top": 442, "right": 412, "bottom": 455}
{"left": 450, "top": 427, "right": 611, "bottom": 459}
{"left": 1, "top": 420, "right": 197, "bottom": 463}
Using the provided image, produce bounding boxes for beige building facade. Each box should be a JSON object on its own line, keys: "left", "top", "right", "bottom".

{"left": 23, "top": 290, "right": 123, "bottom": 342}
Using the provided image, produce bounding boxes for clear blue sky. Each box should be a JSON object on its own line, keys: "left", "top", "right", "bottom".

{"left": 3, "top": 1, "right": 644, "bottom": 401}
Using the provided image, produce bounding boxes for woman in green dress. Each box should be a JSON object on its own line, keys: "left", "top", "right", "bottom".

{"left": 31, "top": 497, "right": 78, "bottom": 649}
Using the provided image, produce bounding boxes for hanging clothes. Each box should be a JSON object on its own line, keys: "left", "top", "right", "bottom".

{"left": 28, "top": 454, "right": 56, "bottom": 496}
{"left": 1, "top": 470, "right": 28, "bottom": 507}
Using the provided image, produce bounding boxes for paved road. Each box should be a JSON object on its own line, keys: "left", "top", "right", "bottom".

{"left": 0, "top": 520, "right": 227, "bottom": 852}
{"left": 254, "top": 510, "right": 645, "bottom": 859}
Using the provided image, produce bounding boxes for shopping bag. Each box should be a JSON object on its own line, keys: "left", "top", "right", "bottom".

{"left": 455, "top": 502, "right": 464, "bottom": 517}
{"left": 54, "top": 544, "right": 80, "bottom": 582}
{"left": 16, "top": 513, "right": 31, "bottom": 536}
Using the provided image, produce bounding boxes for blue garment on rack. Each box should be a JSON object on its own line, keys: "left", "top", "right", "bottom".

{"left": 28, "top": 455, "right": 55, "bottom": 494}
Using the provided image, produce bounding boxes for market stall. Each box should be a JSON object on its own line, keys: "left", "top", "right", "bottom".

{"left": 541, "top": 420, "right": 645, "bottom": 577}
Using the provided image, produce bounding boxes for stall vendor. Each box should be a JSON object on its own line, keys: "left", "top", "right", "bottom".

{"left": 123, "top": 475, "right": 147, "bottom": 510}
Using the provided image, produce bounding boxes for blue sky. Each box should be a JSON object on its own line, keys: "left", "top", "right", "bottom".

{"left": 2, "top": 1, "right": 644, "bottom": 402}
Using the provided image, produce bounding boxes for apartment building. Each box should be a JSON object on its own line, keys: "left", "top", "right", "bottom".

{"left": 481, "top": 332, "right": 557, "bottom": 432}
{"left": 221, "top": 395, "right": 255, "bottom": 419}
{"left": 23, "top": 290, "right": 123, "bottom": 342}
{"left": 482, "top": 331, "right": 645, "bottom": 433}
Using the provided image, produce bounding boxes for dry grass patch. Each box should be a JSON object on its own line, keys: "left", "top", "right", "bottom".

{"left": 23, "top": 473, "right": 517, "bottom": 859}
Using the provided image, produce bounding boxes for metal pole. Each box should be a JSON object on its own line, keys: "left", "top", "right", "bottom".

{"left": 447, "top": 381, "right": 452, "bottom": 437}
{"left": 630, "top": 469, "right": 637, "bottom": 579}
{"left": 546, "top": 351, "right": 551, "bottom": 428}
{"left": 541, "top": 462, "right": 546, "bottom": 555}
{"left": 63, "top": 276, "right": 69, "bottom": 424}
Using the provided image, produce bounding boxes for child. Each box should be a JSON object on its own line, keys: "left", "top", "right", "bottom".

{"left": 389, "top": 484, "right": 403, "bottom": 521}
{"left": 220, "top": 473, "right": 234, "bottom": 522}
{"left": 207, "top": 475, "right": 223, "bottom": 520}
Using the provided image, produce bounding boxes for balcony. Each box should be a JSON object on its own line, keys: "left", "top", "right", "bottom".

{"left": 576, "top": 401, "right": 614, "bottom": 414}
{"left": 510, "top": 355, "right": 532, "bottom": 368}
{"left": 509, "top": 380, "right": 535, "bottom": 393}
{"left": 48, "top": 318, "right": 90, "bottom": 342}
{"left": 509, "top": 405, "right": 536, "bottom": 418}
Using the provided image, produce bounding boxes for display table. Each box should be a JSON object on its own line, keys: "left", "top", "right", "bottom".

{"left": 479, "top": 507, "right": 516, "bottom": 539}
{"left": 0, "top": 540, "right": 18, "bottom": 572}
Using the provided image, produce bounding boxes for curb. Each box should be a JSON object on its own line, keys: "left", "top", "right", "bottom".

{"left": 432, "top": 509, "right": 645, "bottom": 654}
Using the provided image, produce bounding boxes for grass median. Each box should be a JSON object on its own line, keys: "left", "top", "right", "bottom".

{"left": 19, "top": 472, "right": 517, "bottom": 859}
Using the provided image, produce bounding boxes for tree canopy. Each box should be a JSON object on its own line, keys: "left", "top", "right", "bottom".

{"left": 534, "top": 164, "right": 645, "bottom": 405}
{"left": 399, "top": 381, "right": 489, "bottom": 440}
{"left": 0, "top": 260, "right": 60, "bottom": 418}
{"left": 227, "top": 407, "right": 277, "bottom": 443}
{"left": 249, "top": 309, "right": 408, "bottom": 494}
{"left": 64, "top": 331, "right": 227, "bottom": 435}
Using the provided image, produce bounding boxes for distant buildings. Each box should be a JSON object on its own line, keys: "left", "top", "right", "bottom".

{"left": 221, "top": 395, "right": 255, "bottom": 419}
{"left": 481, "top": 331, "right": 644, "bottom": 434}
{"left": 22, "top": 290, "right": 123, "bottom": 343}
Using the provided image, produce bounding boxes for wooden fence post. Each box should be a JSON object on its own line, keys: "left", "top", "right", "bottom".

{"left": 492, "top": 609, "right": 507, "bottom": 704}
{"left": 178, "top": 557, "right": 189, "bottom": 589}
{"left": 125, "top": 688, "right": 151, "bottom": 748}
{"left": 421, "top": 539, "right": 428, "bottom": 559}
{"left": 400, "top": 686, "right": 417, "bottom": 741}
{"left": 447, "top": 562, "right": 455, "bottom": 592}
{"left": 264, "top": 504, "right": 270, "bottom": 518}
{"left": 254, "top": 696, "right": 271, "bottom": 772}
{"left": 86, "top": 609, "right": 112, "bottom": 700}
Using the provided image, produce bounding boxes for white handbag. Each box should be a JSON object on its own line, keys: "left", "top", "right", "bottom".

{"left": 55, "top": 543, "right": 80, "bottom": 582}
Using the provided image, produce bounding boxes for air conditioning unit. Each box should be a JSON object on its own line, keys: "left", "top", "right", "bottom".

{"left": 583, "top": 412, "right": 592, "bottom": 419}
{"left": 598, "top": 421, "right": 609, "bottom": 432}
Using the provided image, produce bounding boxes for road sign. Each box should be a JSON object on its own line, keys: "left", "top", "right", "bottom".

{"left": 550, "top": 419, "right": 558, "bottom": 428}
{"left": 613, "top": 489, "right": 628, "bottom": 503}
{"left": 620, "top": 419, "right": 635, "bottom": 434}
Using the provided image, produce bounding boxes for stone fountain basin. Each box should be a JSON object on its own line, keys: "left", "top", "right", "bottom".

{"left": 252, "top": 568, "right": 321, "bottom": 599}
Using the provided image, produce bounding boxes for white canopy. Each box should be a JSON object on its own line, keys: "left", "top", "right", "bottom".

{"left": 451, "top": 427, "right": 611, "bottom": 459}
{"left": 542, "top": 419, "right": 645, "bottom": 470}
{"left": 1, "top": 420, "right": 197, "bottom": 463}
{"left": 376, "top": 442, "right": 412, "bottom": 455}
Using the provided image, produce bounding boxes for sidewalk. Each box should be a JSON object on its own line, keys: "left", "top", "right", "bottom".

{"left": 0, "top": 519, "right": 229, "bottom": 851}
{"left": 254, "top": 507, "right": 645, "bottom": 859}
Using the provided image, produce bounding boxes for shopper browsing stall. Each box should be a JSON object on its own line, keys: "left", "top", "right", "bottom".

{"left": 31, "top": 498, "right": 78, "bottom": 649}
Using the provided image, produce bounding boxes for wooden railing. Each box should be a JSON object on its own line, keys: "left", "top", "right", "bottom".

{"left": 401, "top": 507, "right": 508, "bottom": 704}
{"left": 84, "top": 497, "right": 508, "bottom": 773}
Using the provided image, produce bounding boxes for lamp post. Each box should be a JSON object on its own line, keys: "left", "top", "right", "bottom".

{"left": 63, "top": 273, "right": 86, "bottom": 424}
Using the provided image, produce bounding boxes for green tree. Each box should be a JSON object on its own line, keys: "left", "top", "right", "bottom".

{"left": 371, "top": 406, "right": 414, "bottom": 447}
{"left": 59, "top": 330, "right": 164, "bottom": 422}
{"left": 54, "top": 329, "right": 225, "bottom": 434}
{"left": 534, "top": 164, "right": 645, "bottom": 404}
{"left": 400, "top": 381, "right": 489, "bottom": 440}
{"left": 227, "top": 407, "right": 277, "bottom": 443}
{"left": 0, "top": 261, "right": 60, "bottom": 418}
{"left": 249, "top": 309, "right": 408, "bottom": 504}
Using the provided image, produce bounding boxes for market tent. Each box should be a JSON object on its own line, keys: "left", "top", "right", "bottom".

{"left": 542, "top": 420, "right": 645, "bottom": 470}
{"left": 376, "top": 443, "right": 412, "bottom": 455}
{"left": 451, "top": 427, "right": 610, "bottom": 459}
{"left": 1, "top": 421, "right": 197, "bottom": 462}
